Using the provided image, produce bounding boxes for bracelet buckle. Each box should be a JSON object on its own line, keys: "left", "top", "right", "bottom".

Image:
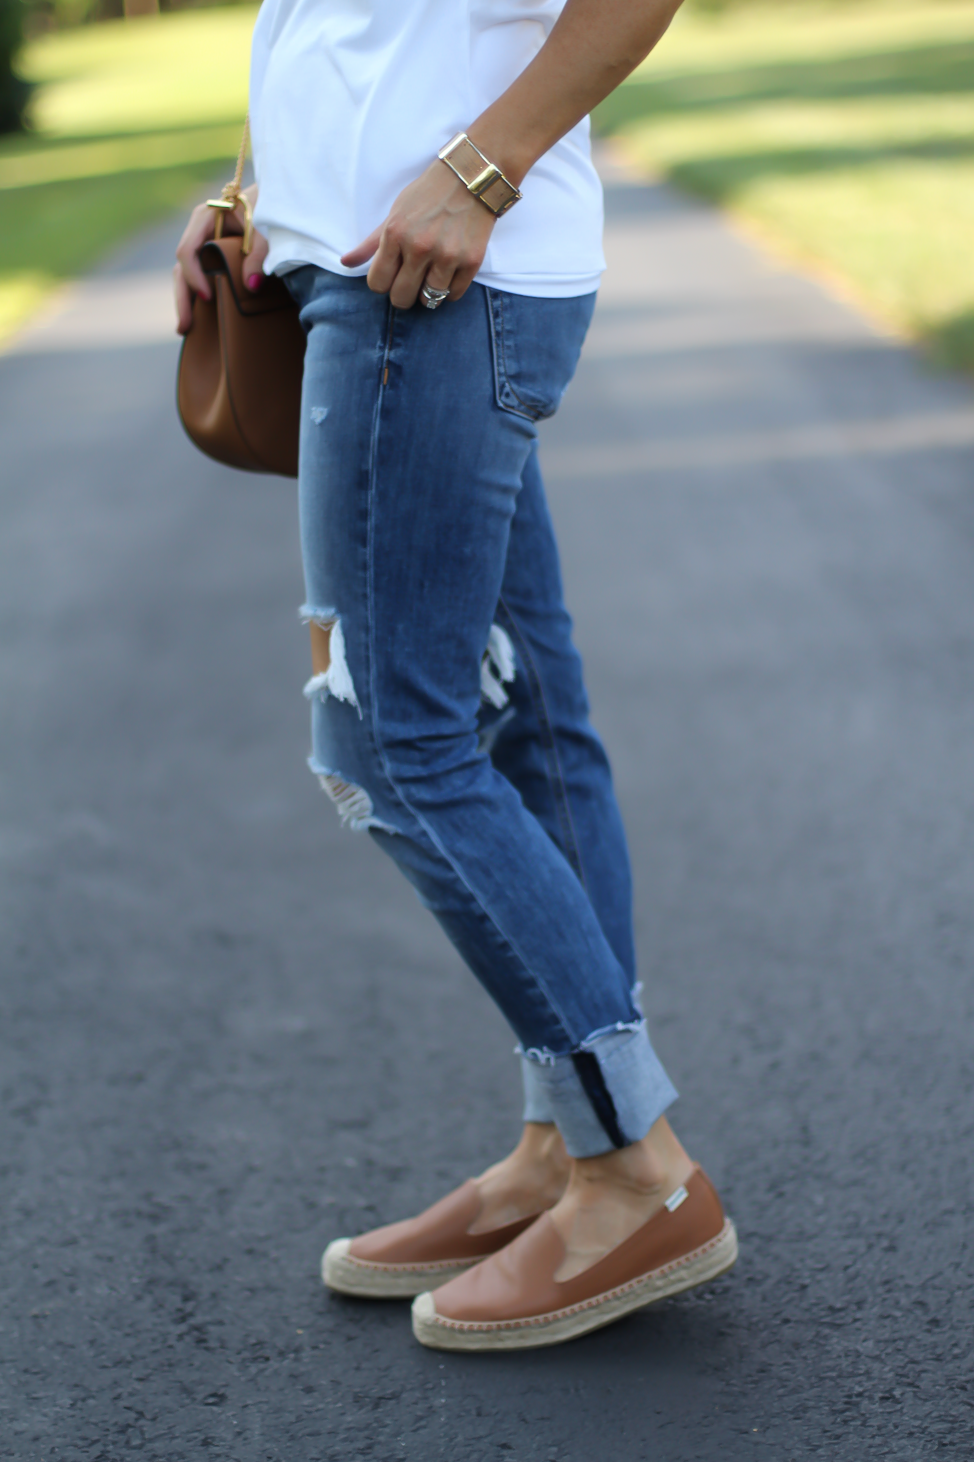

{"left": 438, "top": 133, "right": 522, "bottom": 216}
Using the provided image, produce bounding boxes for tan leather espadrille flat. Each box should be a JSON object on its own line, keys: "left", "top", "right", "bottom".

{"left": 411, "top": 1165, "right": 737, "bottom": 1350}
{"left": 322, "top": 1179, "right": 546, "bottom": 1298}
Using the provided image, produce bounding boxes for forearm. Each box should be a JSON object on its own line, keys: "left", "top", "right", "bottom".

{"left": 468, "top": 0, "right": 683, "bottom": 186}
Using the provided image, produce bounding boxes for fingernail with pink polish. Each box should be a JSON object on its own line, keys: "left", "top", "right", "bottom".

{"left": 247, "top": 274, "right": 263, "bottom": 291}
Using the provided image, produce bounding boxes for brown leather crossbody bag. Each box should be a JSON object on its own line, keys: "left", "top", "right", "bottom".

{"left": 176, "top": 123, "right": 306, "bottom": 478}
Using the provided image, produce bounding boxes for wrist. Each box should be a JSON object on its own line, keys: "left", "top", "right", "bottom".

{"left": 464, "top": 131, "right": 533, "bottom": 191}
{"left": 465, "top": 109, "right": 549, "bottom": 191}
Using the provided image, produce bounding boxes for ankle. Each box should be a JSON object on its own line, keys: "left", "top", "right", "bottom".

{"left": 469, "top": 1124, "right": 570, "bottom": 1231}
{"left": 513, "top": 1122, "right": 570, "bottom": 1179}
{"left": 570, "top": 1117, "right": 692, "bottom": 1200}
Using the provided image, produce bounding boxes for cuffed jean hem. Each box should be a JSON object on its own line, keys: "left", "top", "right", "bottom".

{"left": 519, "top": 1024, "right": 679, "bottom": 1159}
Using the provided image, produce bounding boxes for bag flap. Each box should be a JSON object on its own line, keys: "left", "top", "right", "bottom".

{"left": 199, "top": 237, "right": 296, "bottom": 317}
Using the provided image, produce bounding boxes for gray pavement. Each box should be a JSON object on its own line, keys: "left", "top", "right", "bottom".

{"left": 2, "top": 160, "right": 973, "bottom": 1460}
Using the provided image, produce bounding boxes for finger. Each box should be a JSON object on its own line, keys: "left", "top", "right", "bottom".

{"left": 446, "top": 262, "right": 480, "bottom": 302}
{"left": 226, "top": 199, "right": 250, "bottom": 238}
{"left": 422, "top": 257, "right": 457, "bottom": 296}
{"left": 175, "top": 200, "right": 217, "bottom": 257}
{"left": 340, "top": 225, "right": 383, "bottom": 269}
{"left": 176, "top": 251, "right": 210, "bottom": 301}
{"left": 407, "top": 258, "right": 458, "bottom": 312}
{"left": 173, "top": 264, "right": 195, "bottom": 335}
{"left": 365, "top": 227, "right": 406, "bottom": 297}
{"left": 242, "top": 230, "right": 270, "bottom": 291}
{"left": 212, "top": 212, "right": 244, "bottom": 239}
{"left": 388, "top": 254, "right": 430, "bottom": 310}
{"left": 175, "top": 203, "right": 216, "bottom": 300}
{"left": 382, "top": 220, "right": 441, "bottom": 307}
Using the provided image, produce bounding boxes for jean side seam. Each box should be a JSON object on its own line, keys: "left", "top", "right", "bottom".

{"left": 362, "top": 322, "right": 578, "bottom": 1048}
{"left": 496, "top": 596, "right": 587, "bottom": 890}
{"left": 357, "top": 298, "right": 400, "bottom": 781}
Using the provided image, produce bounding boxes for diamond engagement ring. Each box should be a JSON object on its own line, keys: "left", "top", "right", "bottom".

{"left": 420, "top": 282, "right": 450, "bottom": 310}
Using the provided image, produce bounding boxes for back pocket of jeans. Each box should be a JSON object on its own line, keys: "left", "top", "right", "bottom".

{"left": 486, "top": 287, "right": 595, "bottom": 423}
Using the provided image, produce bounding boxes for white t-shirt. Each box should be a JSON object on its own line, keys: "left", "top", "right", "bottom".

{"left": 249, "top": 0, "right": 605, "bottom": 298}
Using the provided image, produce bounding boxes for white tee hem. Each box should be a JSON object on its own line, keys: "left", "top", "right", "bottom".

{"left": 266, "top": 232, "right": 601, "bottom": 300}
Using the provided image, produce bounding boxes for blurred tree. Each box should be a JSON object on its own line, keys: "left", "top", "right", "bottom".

{"left": 0, "top": 0, "right": 31, "bottom": 131}
{"left": 27, "top": 0, "right": 247, "bottom": 30}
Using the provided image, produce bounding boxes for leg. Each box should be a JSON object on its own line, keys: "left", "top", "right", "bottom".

{"left": 482, "top": 443, "right": 636, "bottom": 984}
{"left": 479, "top": 443, "right": 641, "bottom": 1132}
{"left": 290, "top": 269, "right": 676, "bottom": 1161}
{"left": 287, "top": 270, "right": 732, "bottom": 1330}
{"left": 481, "top": 430, "right": 697, "bottom": 1286}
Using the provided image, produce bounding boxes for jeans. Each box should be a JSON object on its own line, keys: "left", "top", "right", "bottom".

{"left": 285, "top": 266, "right": 677, "bottom": 1158}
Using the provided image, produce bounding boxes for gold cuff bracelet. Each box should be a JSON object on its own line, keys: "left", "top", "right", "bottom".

{"left": 437, "top": 133, "right": 522, "bottom": 217}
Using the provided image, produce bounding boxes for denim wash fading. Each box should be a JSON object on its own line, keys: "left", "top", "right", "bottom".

{"left": 285, "top": 266, "right": 677, "bottom": 1158}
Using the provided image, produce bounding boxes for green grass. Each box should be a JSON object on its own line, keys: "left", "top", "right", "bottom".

{"left": 4, "top": 2, "right": 974, "bottom": 366}
{"left": 595, "top": 0, "right": 974, "bottom": 369}
{"left": 0, "top": 6, "right": 256, "bottom": 340}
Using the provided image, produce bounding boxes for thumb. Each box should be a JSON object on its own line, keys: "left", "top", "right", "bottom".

{"left": 341, "top": 225, "right": 383, "bottom": 269}
{"left": 242, "top": 229, "right": 270, "bottom": 291}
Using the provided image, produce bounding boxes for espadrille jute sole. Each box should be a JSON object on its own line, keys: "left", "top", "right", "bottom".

{"left": 411, "top": 1218, "right": 738, "bottom": 1350}
{"left": 322, "top": 1238, "right": 479, "bottom": 1298}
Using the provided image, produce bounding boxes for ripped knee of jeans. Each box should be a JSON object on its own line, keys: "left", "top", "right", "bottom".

{"left": 307, "top": 757, "right": 398, "bottom": 836}
{"left": 481, "top": 623, "right": 516, "bottom": 710}
{"left": 300, "top": 607, "right": 397, "bottom": 834}
{"left": 300, "top": 605, "right": 361, "bottom": 716}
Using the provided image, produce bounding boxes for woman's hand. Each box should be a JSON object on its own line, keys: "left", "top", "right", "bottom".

{"left": 173, "top": 184, "right": 268, "bottom": 335}
{"left": 341, "top": 160, "right": 496, "bottom": 309}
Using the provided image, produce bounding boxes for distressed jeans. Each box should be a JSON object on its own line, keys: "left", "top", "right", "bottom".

{"left": 285, "top": 266, "right": 677, "bottom": 1158}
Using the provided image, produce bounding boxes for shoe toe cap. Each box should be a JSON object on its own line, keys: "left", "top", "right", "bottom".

{"left": 321, "top": 1236, "right": 352, "bottom": 1288}
{"left": 411, "top": 1290, "right": 443, "bottom": 1346}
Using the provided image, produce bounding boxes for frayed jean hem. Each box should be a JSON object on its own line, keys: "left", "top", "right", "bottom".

{"left": 519, "top": 1024, "right": 678, "bottom": 1159}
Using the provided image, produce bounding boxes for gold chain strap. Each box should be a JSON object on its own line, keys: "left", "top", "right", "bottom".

{"left": 206, "top": 116, "right": 253, "bottom": 253}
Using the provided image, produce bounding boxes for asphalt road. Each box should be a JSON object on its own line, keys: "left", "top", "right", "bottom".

{"left": 2, "top": 160, "right": 973, "bottom": 1461}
